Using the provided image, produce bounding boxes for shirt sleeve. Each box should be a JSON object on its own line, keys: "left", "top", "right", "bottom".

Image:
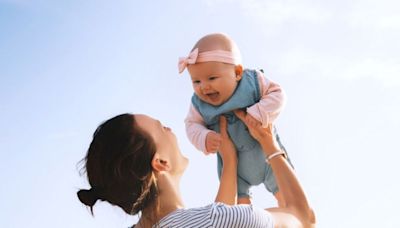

{"left": 210, "top": 203, "right": 274, "bottom": 228}
{"left": 247, "top": 70, "right": 286, "bottom": 128}
{"left": 184, "top": 104, "right": 213, "bottom": 154}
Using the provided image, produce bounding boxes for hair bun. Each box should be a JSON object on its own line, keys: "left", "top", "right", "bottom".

{"left": 77, "top": 189, "right": 99, "bottom": 207}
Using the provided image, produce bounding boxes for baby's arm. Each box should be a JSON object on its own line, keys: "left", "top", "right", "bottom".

{"left": 247, "top": 70, "right": 287, "bottom": 127}
{"left": 185, "top": 104, "right": 220, "bottom": 154}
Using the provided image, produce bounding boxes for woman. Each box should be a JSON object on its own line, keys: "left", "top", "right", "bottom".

{"left": 77, "top": 110, "right": 315, "bottom": 227}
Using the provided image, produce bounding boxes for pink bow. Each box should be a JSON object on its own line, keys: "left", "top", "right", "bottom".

{"left": 178, "top": 48, "right": 199, "bottom": 73}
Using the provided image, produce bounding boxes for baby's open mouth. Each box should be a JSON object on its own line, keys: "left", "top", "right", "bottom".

{"left": 206, "top": 92, "right": 219, "bottom": 101}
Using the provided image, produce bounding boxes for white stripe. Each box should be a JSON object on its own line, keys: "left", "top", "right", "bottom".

{"left": 155, "top": 202, "right": 273, "bottom": 228}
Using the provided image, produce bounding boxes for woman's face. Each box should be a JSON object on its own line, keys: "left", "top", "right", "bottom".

{"left": 134, "top": 114, "right": 188, "bottom": 175}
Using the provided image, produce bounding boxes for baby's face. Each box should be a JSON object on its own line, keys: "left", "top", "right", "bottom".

{"left": 188, "top": 62, "right": 241, "bottom": 106}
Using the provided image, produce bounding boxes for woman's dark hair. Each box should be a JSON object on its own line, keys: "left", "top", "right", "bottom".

{"left": 77, "top": 113, "right": 158, "bottom": 216}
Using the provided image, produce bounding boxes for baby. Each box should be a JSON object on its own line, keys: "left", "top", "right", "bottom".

{"left": 178, "top": 33, "right": 291, "bottom": 205}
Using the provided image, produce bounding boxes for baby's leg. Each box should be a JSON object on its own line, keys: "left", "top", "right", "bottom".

{"left": 219, "top": 154, "right": 253, "bottom": 204}
{"left": 237, "top": 197, "right": 252, "bottom": 204}
{"left": 238, "top": 175, "right": 252, "bottom": 204}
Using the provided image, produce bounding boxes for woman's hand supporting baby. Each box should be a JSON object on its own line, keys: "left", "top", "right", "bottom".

{"left": 234, "top": 110, "right": 280, "bottom": 157}
{"left": 234, "top": 109, "right": 316, "bottom": 227}
{"left": 214, "top": 116, "right": 238, "bottom": 205}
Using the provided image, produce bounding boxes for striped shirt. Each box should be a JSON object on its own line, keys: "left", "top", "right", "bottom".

{"left": 152, "top": 202, "right": 274, "bottom": 228}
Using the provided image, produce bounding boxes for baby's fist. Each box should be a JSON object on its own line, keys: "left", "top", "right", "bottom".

{"left": 206, "top": 131, "right": 222, "bottom": 153}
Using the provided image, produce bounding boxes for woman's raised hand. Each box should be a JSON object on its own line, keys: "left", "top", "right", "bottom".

{"left": 218, "top": 116, "right": 237, "bottom": 164}
{"left": 214, "top": 116, "right": 238, "bottom": 205}
{"left": 234, "top": 110, "right": 280, "bottom": 156}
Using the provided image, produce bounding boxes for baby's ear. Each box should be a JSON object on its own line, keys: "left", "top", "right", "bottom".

{"left": 235, "top": 64, "right": 243, "bottom": 81}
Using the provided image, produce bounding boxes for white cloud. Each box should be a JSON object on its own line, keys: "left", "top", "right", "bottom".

{"left": 203, "top": 0, "right": 332, "bottom": 25}
{"left": 341, "top": 58, "right": 400, "bottom": 87}
{"left": 0, "top": 0, "right": 32, "bottom": 6}
{"left": 278, "top": 48, "right": 400, "bottom": 87}
{"left": 201, "top": 0, "right": 400, "bottom": 87}
{"left": 347, "top": 0, "right": 400, "bottom": 29}
{"left": 231, "top": 0, "right": 400, "bottom": 30}
{"left": 239, "top": 0, "right": 332, "bottom": 25}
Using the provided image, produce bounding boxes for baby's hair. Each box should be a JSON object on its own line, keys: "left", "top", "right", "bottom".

{"left": 77, "top": 113, "right": 159, "bottom": 217}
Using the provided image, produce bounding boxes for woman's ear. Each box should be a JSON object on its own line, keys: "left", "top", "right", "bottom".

{"left": 151, "top": 154, "right": 170, "bottom": 172}
{"left": 235, "top": 64, "right": 243, "bottom": 81}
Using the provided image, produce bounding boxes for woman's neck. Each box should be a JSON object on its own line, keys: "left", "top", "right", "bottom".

{"left": 137, "top": 171, "right": 184, "bottom": 227}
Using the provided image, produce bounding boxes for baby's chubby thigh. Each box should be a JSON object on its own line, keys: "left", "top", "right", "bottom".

{"left": 227, "top": 121, "right": 267, "bottom": 185}
{"left": 237, "top": 144, "right": 267, "bottom": 186}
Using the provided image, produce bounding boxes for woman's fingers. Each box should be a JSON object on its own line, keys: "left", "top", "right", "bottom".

{"left": 219, "top": 116, "right": 228, "bottom": 137}
{"left": 233, "top": 110, "right": 246, "bottom": 123}
{"left": 234, "top": 109, "right": 265, "bottom": 140}
{"left": 234, "top": 109, "right": 258, "bottom": 129}
{"left": 246, "top": 115, "right": 256, "bottom": 127}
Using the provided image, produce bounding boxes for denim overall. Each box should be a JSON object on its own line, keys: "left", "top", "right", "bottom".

{"left": 192, "top": 69, "right": 288, "bottom": 197}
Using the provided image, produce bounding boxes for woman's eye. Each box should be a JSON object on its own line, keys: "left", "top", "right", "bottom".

{"left": 209, "top": 76, "right": 217, "bottom": 80}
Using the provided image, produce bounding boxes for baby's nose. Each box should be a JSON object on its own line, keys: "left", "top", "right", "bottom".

{"left": 201, "top": 82, "right": 211, "bottom": 90}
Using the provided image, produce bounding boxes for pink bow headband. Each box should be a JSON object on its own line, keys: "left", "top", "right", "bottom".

{"left": 178, "top": 48, "right": 241, "bottom": 73}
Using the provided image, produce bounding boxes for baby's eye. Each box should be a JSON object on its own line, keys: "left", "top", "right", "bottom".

{"left": 209, "top": 76, "right": 217, "bottom": 80}
{"left": 192, "top": 80, "right": 200, "bottom": 84}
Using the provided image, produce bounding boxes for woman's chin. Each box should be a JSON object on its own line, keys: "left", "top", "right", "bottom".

{"left": 180, "top": 157, "right": 189, "bottom": 175}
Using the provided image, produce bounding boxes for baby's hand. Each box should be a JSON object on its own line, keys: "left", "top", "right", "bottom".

{"left": 206, "top": 131, "right": 222, "bottom": 153}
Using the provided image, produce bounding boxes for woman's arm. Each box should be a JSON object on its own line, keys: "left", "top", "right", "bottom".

{"left": 214, "top": 116, "right": 237, "bottom": 205}
{"left": 235, "top": 110, "right": 316, "bottom": 228}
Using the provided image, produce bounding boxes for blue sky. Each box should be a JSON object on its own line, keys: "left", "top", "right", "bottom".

{"left": 1, "top": 0, "right": 400, "bottom": 227}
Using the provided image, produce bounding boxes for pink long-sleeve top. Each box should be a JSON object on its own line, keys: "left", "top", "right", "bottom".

{"left": 185, "top": 70, "right": 286, "bottom": 154}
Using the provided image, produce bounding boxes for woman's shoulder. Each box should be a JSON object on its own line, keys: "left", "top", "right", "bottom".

{"left": 210, "top": 202, "right": 274, "bottom": 227}
{"left": 155, "top": 203, "right": 273, "bottom": 227}
{"left": 156, "top": 203, "right": 216, "bottom": 227}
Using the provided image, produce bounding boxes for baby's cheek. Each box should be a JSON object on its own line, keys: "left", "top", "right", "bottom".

{"left": 193, "top": 88, "right": 202, "bottom": 96}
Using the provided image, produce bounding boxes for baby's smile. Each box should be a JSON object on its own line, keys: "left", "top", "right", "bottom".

{"left": 205, "top": 92, "right": 219, "bottom": 101}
